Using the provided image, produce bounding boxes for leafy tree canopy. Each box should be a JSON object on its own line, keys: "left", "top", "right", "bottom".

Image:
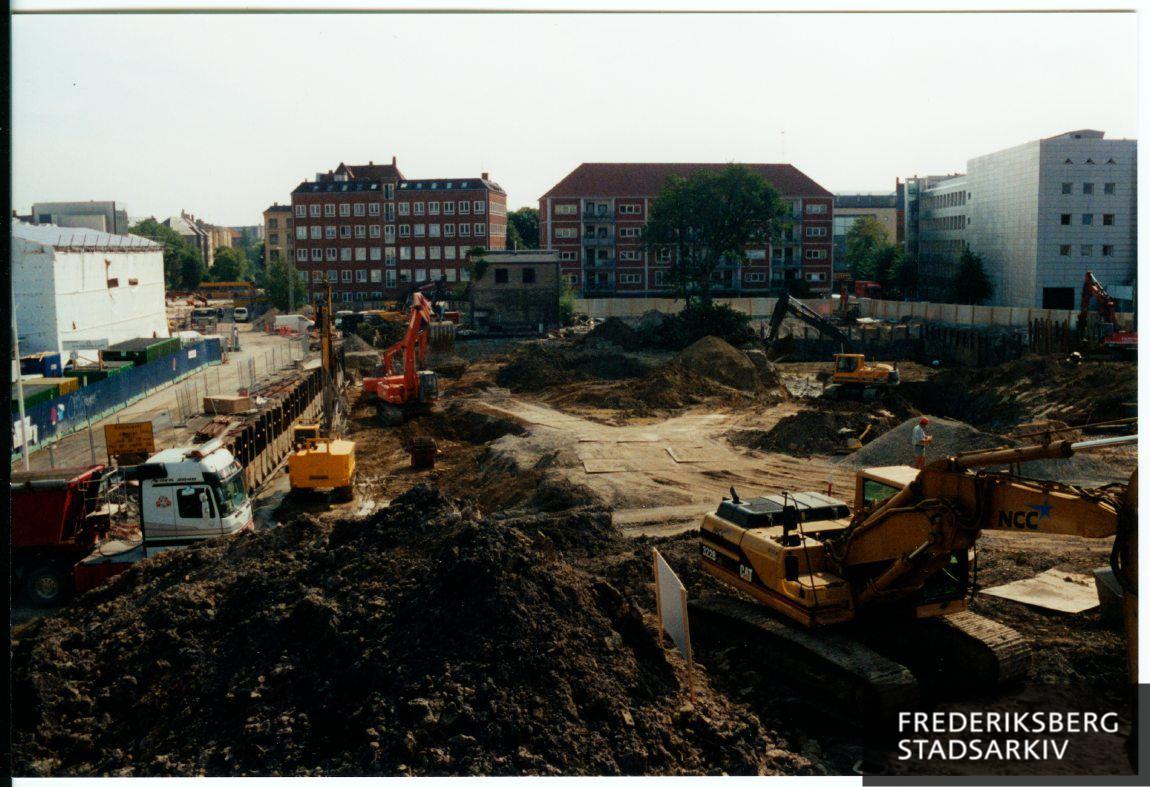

{"left": 645, "top": 164, "right": 788, "bottom": 307}
{"left": 507, "top": 207, "right": 540, "bottom": 249}
{"left": 209, "top": 246, "right": 251, "bottom": 283}
{"left": 953, "top": 249, "right": 994, "bottom": 305}
{"left": 130, "top": 218, "right": 204, "bottom": 290}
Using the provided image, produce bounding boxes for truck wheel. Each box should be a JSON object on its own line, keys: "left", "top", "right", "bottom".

{"left": 24, "top": 565, "right": 72, "bottom": 608}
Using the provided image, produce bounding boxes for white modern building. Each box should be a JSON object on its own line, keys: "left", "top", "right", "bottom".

{"left": 11, "top": 220, "right": 169, "bottom": 355}
{"left": 911, "top": 130, "right": 1137, "bottom": 308}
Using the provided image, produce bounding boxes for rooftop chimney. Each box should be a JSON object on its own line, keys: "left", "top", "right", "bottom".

{"left": 481, "top": 171, "right": 489, "bottom": 180}
{"left": 392, "top": 156, "right": 397, "bottom": 166}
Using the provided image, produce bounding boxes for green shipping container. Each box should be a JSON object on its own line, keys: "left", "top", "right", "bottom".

{"left": 101, "top": 337, "right": 181, "bottom": 366}
{"left": 64, "top": 360, "right": 134, "bottom": 385}
{"left": 11, "top": 382, "right": 59, "bottom": 409}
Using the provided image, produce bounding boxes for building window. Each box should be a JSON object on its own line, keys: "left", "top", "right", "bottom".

{"left": 414, "top": 224, "right": 426, "bottom": 237}
{"left": 385, "top": 225, "right": 396, "bottom": 241}
{"left": 386, "top": 270, "right": 397, "bottom": 288}
{"left": 385, "top": 204, "right": 395, "bottom": 221}
{"left": 415, "top": 269, "right": 427, "bottom": 282}
{"left": 370, "top": 247, "right": 382, "bottom": 261}
{"left": 558, "top": 251, "right": 577, "bottom": 261}
{"left": 340, "top": 269, "right": 351, "bottom": 282}
{"left": 399, "top": 202, "right": 410, "bottom": 216}
{"left": 619, "top": 227, "right": 641, "bottom": 238}
{"left": 295, "top": 204, "right": 307, "bottom": 217}
{"left": 296, "top": 226, "right": 307, "bottom": 240}
{"left": 1104, "top": 182, "right": 1117, "bottom": 195}
{"left": 368, "top": 203, "right": 380, "bottom": 216}
{"left": 445, "top": 246, "right": 456, "bottom": 260}
{"left": 355, "top": 247, "right": 367, "bottom": 261}
{"left": 805, "top": 226, "right": 828, "bottom": 237}
{"left": 310, "top": 204, "right": 321, "bottom": 218}
{"left": 619, "top": 273, "right": 642, "bottom": 284}
{"left": 414, "top": 203, "right": 425, "bottom": 216}
{"left": 386, "top": 247, "right": 397, "bottom": 264}
{"left": 308, "top": 226, "right": 320, "bottom": 240}
{"left": 522, "top": 267, "right": 536, "bottom": 284}
{"left": 296, "top": 249, "right": 307, "bottom": 261}
{"left": 619, "top": 204, "right": 641, "bottom": 215}
{"left": 805, "top": 272, "right": 827, "bottom": 282}
{"left": 385, "top": 184, "right": 395, "bottom": 199}
{"left": 805, "top": 203, "right": 828, "bottom": 214}
{"left": 355, "top": 269, "right": 367, "bottom": 283}
{"left": 619, "top": 251, "right": 640, "bottom": 261}
{"left": 369, "top": 225, "right": 381, "bottom": 238}
{"left": 327, "top": 269, "right": 338, "bottom": 282}
{"left": 460, "top": 201, "right": 471, "bottom": 215}
{"left": 326, "top": 248, "right": 338, "bottom": 261}
{"left": 1082, "top": 214, "right": 1093, "bottom": 226}
{"left": 657, "top": 248, "right": 672, "bottom": 262}
{"left": 354, "top": 203, "right": 365, "bottom": 216}
{"left": 371, "top": 269, "right": 382, "bottom": 283}
{"left": 1103, "top": 214, "right": 1115, "bottom": 226}
{"left": 554, "top": 227, "right": 576, "bottom": 238}
{"left": 1102, "top": 245, "right": 1114, "bottom": 257}
{"left": 311, "top": 248, "right": 323, "bottom": 261}
{"left": 323, "top": 226, "right": 334, "bottom": 239}
{"left": 342, "top": 292, "right": 353, "bottom": 302}
{"left": 415, "top": 247, "right": 427, "bottom": 261}
{"left": 325, "top": 204, "right": 336, "bottom": 217}
{"left": 460, "top": 224, "right": 471, "bottom": 237}
{"left": 475, "top": 223, "right": 486, "bottom": 237}
{"left": 429, "top": 224, "right": 441, "bottom": 238}
{"left": 555, "top": 204, "right": 577, "bottom": 215}
{"left": 400, "top": 225, "right": 411, "bottom": 238}
{"left": 312, "top": 270, "right": 323, "bottom": 282}
{"left": 337, "top": 204, "right": 349, "bottom": 217}
{"left": 746, "top": 272, "right": 767, "bottom": 283}
{"left": 444, "top": 201, "right": 455, "bottom": 215}
{"left": 1061, "top": 183, "right": 1072, "bottom": 194}
{"left": 474, "top": 200, "right": 486, "bottom": 214}
{"left": 494, "top": 268, "right": 509, "bottom": 284}
{"left": 804, "top": 249, "right": 828, "bottom": 260}
{"left": 444, "top": 224, "right": 455, "bottom": 237}
{"left": 1081, "top": 245, "right": 1093, "bottom": 257}
{"left": 428, "top": 202, "right": 440, "bottom": 215}
{"left": 1083, "top": 183, "right": 1094, "bottom": 195}
{"left": 1059, "top": 244, "right": 1071, "bottom": 256}
{"left": 355, "top": 225, "right": 366, "bottom": 238}
{"left": 339, "top": 248, "right": 350, "bottom": 261}
{"left": 399, "top": 270, "right": 411, "bottom": 283}
{"left": 1060, "top": 214, "right": 1071, "bottom": 225}
{"left": 340, "top": 226, "right": 351, "bottom": 238}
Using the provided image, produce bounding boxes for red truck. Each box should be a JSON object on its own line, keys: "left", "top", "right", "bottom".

{"left": 11, "top": 465, "right": 117, "bottom": 606}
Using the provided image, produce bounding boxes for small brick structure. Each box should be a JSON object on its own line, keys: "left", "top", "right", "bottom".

{"left": 468, "top": 251, "right": 562, "bottom": 333}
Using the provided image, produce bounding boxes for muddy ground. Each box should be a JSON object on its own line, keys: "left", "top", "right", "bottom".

{"left": 11, "top": 333, "right": 1138, "bottom": 776}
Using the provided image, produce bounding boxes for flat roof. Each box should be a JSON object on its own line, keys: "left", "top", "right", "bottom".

{"left": 12, "top": 219, "right": 161, "bottom": 251}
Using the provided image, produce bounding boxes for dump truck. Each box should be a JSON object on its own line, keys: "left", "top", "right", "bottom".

{"left": 12, "top": 439, "right": 253, "bottom": 606}
{"left": 694, "top": 434, "right": 1137, "bottom": 717}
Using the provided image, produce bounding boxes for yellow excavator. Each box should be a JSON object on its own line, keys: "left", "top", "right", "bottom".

{"left": 288, "top": 284, "right": 357, "bottom": 502}
{"left": 694, "top": 434, "right": 1137, "bottom": 716}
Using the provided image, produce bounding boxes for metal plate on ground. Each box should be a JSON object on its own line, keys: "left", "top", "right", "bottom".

{"left": 583, "top": 459, "right": 629, "bottom": 474}
{"left": 979, "top": 569, "right": 1099, "bottom": 614}
{"left": 665, "top": 444, "right": 724, "bottom": 463}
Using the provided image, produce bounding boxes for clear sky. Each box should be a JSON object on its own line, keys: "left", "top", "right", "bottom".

{"left": 11, "top": 10, "right": 1138, "bottom": 225}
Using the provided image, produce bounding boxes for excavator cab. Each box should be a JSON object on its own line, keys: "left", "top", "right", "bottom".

{"left": 835, "top": 354, "right": 861, "bottom": 374}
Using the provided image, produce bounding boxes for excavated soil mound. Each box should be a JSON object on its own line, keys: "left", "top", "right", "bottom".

{"left": 839, "top": 416, "right": 1128, "bottom": 485}
{"left": 343, "top": 332, "right": 376, "bottom": 352}
{"left": 900, "top": 356, "right": 1137, "bottom": 429}
{"left": 583, "top": 318, "right": 643, "bottom": 350}
{"left": 674, "top": 336, "right": 759, "bottom": 392}
{"left": 429, "top": 354, "right": 470, "bottom": 379}
{"left": 13, "top": 487, "right": 809, "bottom": 777}
{"left": 731, "top": 401, "right": 914, "bottom": 457}
{"left": 495, "top": 345, "right": 650, "bottom": 393}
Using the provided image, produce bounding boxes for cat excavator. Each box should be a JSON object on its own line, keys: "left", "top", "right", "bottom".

{"left": 694, "top": 434, "right": 1138, "bottom": 717}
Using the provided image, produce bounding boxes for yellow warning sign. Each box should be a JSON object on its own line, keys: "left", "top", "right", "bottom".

{"left": 104, "top": 421, "right": 156, "bottom": 457}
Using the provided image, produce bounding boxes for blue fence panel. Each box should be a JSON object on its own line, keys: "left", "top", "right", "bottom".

{"left": 12, "top": 339, "right": 222, "bottom": 458}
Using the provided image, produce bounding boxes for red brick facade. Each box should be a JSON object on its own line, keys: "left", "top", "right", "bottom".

{"left": 539, "top": 163, "right": 834, "bottom": 296}
{"left": 290, "top": 160, "right": 507, "bottom": 303}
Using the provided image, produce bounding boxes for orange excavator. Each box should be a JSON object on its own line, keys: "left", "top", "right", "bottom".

{"left": 362, "top": 292, "right": 440, "bottom": 425}
{"left": 1080, "top": 270, "right": 1137, "bottom": 354}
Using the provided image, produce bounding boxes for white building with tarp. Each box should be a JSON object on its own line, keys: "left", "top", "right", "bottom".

{"left": 11, "top": 220, "right": 169, "bottom": 356}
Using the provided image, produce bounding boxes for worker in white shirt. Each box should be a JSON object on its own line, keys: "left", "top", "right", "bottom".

{"left": 912, "top": 416, "right": 933, "bottom": 469}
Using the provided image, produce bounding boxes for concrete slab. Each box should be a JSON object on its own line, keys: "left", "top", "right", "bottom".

{"left": 980, "top": 568, "right": 1100, "bottom": 614}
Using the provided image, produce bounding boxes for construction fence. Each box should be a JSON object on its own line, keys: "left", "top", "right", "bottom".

{"left": 574, "top": 296, "right": 1134, "bottom": 330}
{"left": 12, "top": 339, "right": 223, "bottom": 460}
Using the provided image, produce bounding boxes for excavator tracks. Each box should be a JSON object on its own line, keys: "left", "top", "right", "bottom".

{"left": 690, "top": 597, "right": 1031, "bottom": 724}
{"left": 689, "top": 595, "right": 920, "bottom": 722}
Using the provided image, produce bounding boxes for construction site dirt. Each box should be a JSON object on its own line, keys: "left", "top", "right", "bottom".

{"left": 11, "top": 330, "right": 1138, "bottom": 776}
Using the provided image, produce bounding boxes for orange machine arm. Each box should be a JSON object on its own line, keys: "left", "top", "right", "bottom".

{"left": 382, "top": 293, "right": 433, "bottom": 396}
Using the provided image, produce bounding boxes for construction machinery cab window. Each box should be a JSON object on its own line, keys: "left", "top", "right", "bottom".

{"left": 177, "top": 487, "right": 214, "bottom": 519}
{"left": 862, "top": 478, "right": 900, "bottom": 505}
{"left": 836, "top": 355, "right": 859, "bottom": 373}
{"left": 212, "top": 474, "right": 247, "bottom": 517}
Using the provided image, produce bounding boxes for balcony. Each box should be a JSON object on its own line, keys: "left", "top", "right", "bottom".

{"left": 583, "top": 211, "right": 615, "bottom": 221}
{"left": 584, "top": 257, "right": 616, "bottom": 269}
{"left": 583, "top": 235, "right": 615, "bottom": 247}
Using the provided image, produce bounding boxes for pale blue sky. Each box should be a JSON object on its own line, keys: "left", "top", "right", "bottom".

{"left": 11, "top": 11, "right": 1138, "bottom": 225}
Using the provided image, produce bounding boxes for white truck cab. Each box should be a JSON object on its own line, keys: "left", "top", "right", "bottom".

{"left": 75, "top": 441, "right": 253, "bottom": 584}
{"left": 139, "top": 440, "right": 253, "bottom": 547}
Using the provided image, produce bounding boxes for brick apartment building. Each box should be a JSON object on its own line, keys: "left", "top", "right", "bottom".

{"left": 290, "top": 159, "right": 507, "bottom": 303}
{"left": 539, "top": 163, "right": 834, "bottom": 297}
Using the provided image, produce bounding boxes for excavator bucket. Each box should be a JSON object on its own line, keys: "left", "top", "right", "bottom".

{"left": 429, "top": 321, "right": 456, "bottom": 353}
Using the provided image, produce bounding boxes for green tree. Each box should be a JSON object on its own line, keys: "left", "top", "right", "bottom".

{"left": 130, "top": 218, "right": 204, "bottom": 290}
{"left": 507, "top": 207, "right": 540, "bottom": 249}
{"left": 889, "top": 253, "right": 919, "bottom": 299}
{"left": 843, "top": 215, "right": 889, "bottom": 280}
{"left": 262, "top": 258, "right": 308, "bottom": 311}
{"left": 645, "top": 164, "right": 788, "bottom": 307}
{"left": 953, "top": 249, "right": 994, "bottom": 305}
{"left": 209, "top": 246, "right": 251, "bottom": 282}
